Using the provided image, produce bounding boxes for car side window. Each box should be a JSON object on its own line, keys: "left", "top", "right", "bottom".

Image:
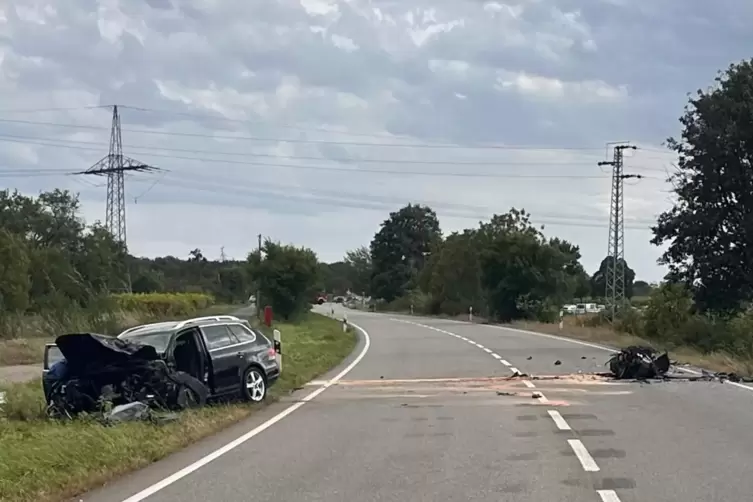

{"left": 228, "top": 324, "right": 256, "bottom": 344}
{"left": 202, "top": 325, "right": 235, "bottom": 350}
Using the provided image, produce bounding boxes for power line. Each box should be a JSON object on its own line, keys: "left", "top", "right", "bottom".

{"left": 122, "top": 173, "right": 658, "bottom": 230}
{"left": 0, "top": 132, "right": 615, "bottom": 166}
{"left": 0, "top": 105, "right": 110, "bottom": 114}
{"left": 0, "top": 133, "right": 672, "bottom": 173}
{"left": 0, "top": 140, "right": 667, "bottom": 181}
{"left": 0, "top": 117, "right": 608, "bottom": 151}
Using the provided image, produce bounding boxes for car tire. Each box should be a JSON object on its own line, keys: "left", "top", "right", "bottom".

{"left": 169, "top": 372, "right": 209, "bottom": 410}
{"left": 241, "top": 366, "right": 267, "bottom": 403}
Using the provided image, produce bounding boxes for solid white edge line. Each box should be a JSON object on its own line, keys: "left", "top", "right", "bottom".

{"left": 596, "top": 489, "right": 622, "bottom": 502}
{"left": 547, "top": 410, "right": 571, "bottom": 430}
{"left": 119, "top": 321, "right": 372, "bottom": 502}
{"left": 567, "top": 439, "right": 600, "bottom": 472}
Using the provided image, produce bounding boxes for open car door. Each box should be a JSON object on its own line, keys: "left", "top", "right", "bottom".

{"left": 42, "top": 343, "right": 64, "bottom": 400}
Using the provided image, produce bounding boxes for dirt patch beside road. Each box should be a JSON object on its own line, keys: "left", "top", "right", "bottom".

{"left": 0, "top": 364, "right": 42, "bottom": 384}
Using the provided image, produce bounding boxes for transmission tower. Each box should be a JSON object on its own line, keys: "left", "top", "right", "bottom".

{"left": 598, "top": 144, "right": 639, "bottom": 319}
{"left": 75, "top": 105, "right": 160, "bottom": 247}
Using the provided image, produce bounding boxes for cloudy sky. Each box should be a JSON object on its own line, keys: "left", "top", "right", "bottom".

{"left": 0, "top": 0, "right": 750, "bottom": 282}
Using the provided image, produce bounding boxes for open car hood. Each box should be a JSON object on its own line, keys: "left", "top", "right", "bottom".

{"left": 54, "top": 333, "right": 160, "bottom": 372}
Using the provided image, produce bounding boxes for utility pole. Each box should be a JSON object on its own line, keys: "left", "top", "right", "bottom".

{"left": 219, "top": 246, "right": 227, "bottom": 262}
{"left": 598, "top": 144, "right": 641, "bottom": 320}
{"left": 75, "top": 105, "right": 160, "bottom": 247}
{"left": 257, "top": 234, "right": 262, "bottom": 319}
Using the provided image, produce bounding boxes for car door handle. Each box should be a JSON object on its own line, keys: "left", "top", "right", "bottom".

{"left": 237, "top": 352, "right": 244, "bottom": 358}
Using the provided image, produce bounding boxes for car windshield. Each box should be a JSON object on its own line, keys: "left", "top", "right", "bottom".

{"left": 119, "top": 331, "right": 172, "bottom": 352}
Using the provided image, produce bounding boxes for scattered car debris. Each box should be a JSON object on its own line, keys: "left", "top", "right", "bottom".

{"left": 526, "top": 356, "right": 532, "bottom": 360}
{"left": 532, "top": 391, "right": 543, "bottom": 399}
{"left": 554, "top": 360, "right": 562, "bottom": 366}
{"left": 44, "top": 333, "right": 208, "bottom": 421}
{"left": 496, "top": 391, "right": 516, "bottom": 396}
{"left": 581, "top": 356, "right": 587, "bottom": 360}
{"left": 607, "top": 346, "right": 670, "bottom": 379}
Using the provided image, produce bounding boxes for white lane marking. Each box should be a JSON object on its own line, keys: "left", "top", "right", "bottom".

{"left": 547, "top": 410, "right": 571, "bottom": 430}
{"left": 567, "top": 439, "right": 600, "bottom": 472}
{"left": 536, "top": 394, "right": 550, "bottom": 404}
{"left": 393, "top": 315, "right": 753, "bottom": 394}
{"left": 724, "top": 380, "right": 753, "bottom": 392}
{"left": 391, "top": 318, "right": 541, "bottom": 394}
{"left": 597, "top": 489, "right": 622, "bottom": 502}
{"left": 120, "top": 321, "right": 372, "bottom": 502}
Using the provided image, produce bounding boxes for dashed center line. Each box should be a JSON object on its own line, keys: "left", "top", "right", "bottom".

{"left": 568, "top": 439, "right": 600, "bottom": 472}
{"left": 391, "top": 317, "right": 613, "bottom": 500}
{"left": 547, "top": 410, "right": 571, "bottom": 430}
{"left": 597, "top": 490, "right": 622, "bottom": 502}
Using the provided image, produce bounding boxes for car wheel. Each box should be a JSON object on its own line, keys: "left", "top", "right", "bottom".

{"left": 242, "top": 366, "right": 267, "bottom": 403}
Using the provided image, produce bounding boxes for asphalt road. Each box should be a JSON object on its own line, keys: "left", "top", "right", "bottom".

{"left": 78, "top": 305, "right": 753, "bottom": 502}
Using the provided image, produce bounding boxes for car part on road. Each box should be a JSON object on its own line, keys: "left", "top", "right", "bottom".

{"left": 607, "top": 346, "right": 670, "bottom": 379}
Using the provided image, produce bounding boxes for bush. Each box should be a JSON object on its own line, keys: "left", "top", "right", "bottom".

{"left": 112, "top": 293, "right": 214, "bottom": 318}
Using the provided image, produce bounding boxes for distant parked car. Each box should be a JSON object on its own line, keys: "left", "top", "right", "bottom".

{"left": 43, "top": 315, "right": 280, "bottom": 406}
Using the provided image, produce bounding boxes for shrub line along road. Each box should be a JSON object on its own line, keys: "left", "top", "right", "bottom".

{"left": 29, "top": 305, "right": 753, "bottom": 501}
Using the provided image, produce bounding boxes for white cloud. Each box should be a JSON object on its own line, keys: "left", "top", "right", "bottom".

{"left": 495, "top": 71, "right": 628, "bottom": 102}
{"left": 0, "top": 0, "right": 750, "bottom": 281}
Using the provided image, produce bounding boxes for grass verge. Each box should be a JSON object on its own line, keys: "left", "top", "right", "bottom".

{"left": 0, "top": 313, "right": 357, "bottom": 502}
{"left": 0, "top": 304, "right": 243, "bottom": 367}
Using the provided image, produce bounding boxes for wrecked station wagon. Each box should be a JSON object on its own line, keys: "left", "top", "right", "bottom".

{"left": 43, "top": 315, "right": 281, "bottom": 414}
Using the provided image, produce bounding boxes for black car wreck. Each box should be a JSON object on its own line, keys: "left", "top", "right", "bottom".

{"left": 42, "top": 315, "right": 281, "bottom": 419}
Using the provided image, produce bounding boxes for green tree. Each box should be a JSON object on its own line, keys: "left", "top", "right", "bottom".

{"left": 320, "top": 261, "right": 352, "bottom": 296}
{"left": 477, "top": 209, "right": 582, "bottom": 321}
{"left": 590, "top": 256, "right": 636, "bottom": 299}
{"left": 633, "top": 280, "right": 653, "bottom": 297}
{"left": 0, "top": 229, "right": 31, "bottom": 312}
{"left": 652, "top": 59, "right": 753, "bottom": 313}
{"left": 422, "top": 230, "right": 485, "bottom": 315}
{"left": 217, "top": 266, "right": 248, "bottom": 303}
{"left": 370, "top": 204, "right": 441, "bottom": 302}
{"left": 344, "top": 246, "right": 372, "bottom": 295}
{"left": 247, "top": 241, "right": 320, "bottom": 320}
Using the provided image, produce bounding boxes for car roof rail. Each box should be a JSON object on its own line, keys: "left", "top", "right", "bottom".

{"left": 175, "top": 315, "right": 241, "bottom": 330}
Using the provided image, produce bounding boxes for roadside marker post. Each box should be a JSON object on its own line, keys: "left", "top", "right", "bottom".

{"left": 469, "top": 306, "right": 473, "bottom": 323}
{"left": 273, "top": 329, "right": 282, "bottom": 372}
{"left": 342, "top": 313, "right": 348, "bottom": 333}
{"left": 559, "top": 310, "right": 564, "bottom": 330}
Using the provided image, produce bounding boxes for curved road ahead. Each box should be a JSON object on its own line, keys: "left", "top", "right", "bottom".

{"left": 81, "top": 305, "right": 753, "bottom": 502}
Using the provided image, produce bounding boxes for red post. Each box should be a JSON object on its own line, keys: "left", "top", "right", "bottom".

{"left": 264, "top": 305, "right": 273, "bottom": 327}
